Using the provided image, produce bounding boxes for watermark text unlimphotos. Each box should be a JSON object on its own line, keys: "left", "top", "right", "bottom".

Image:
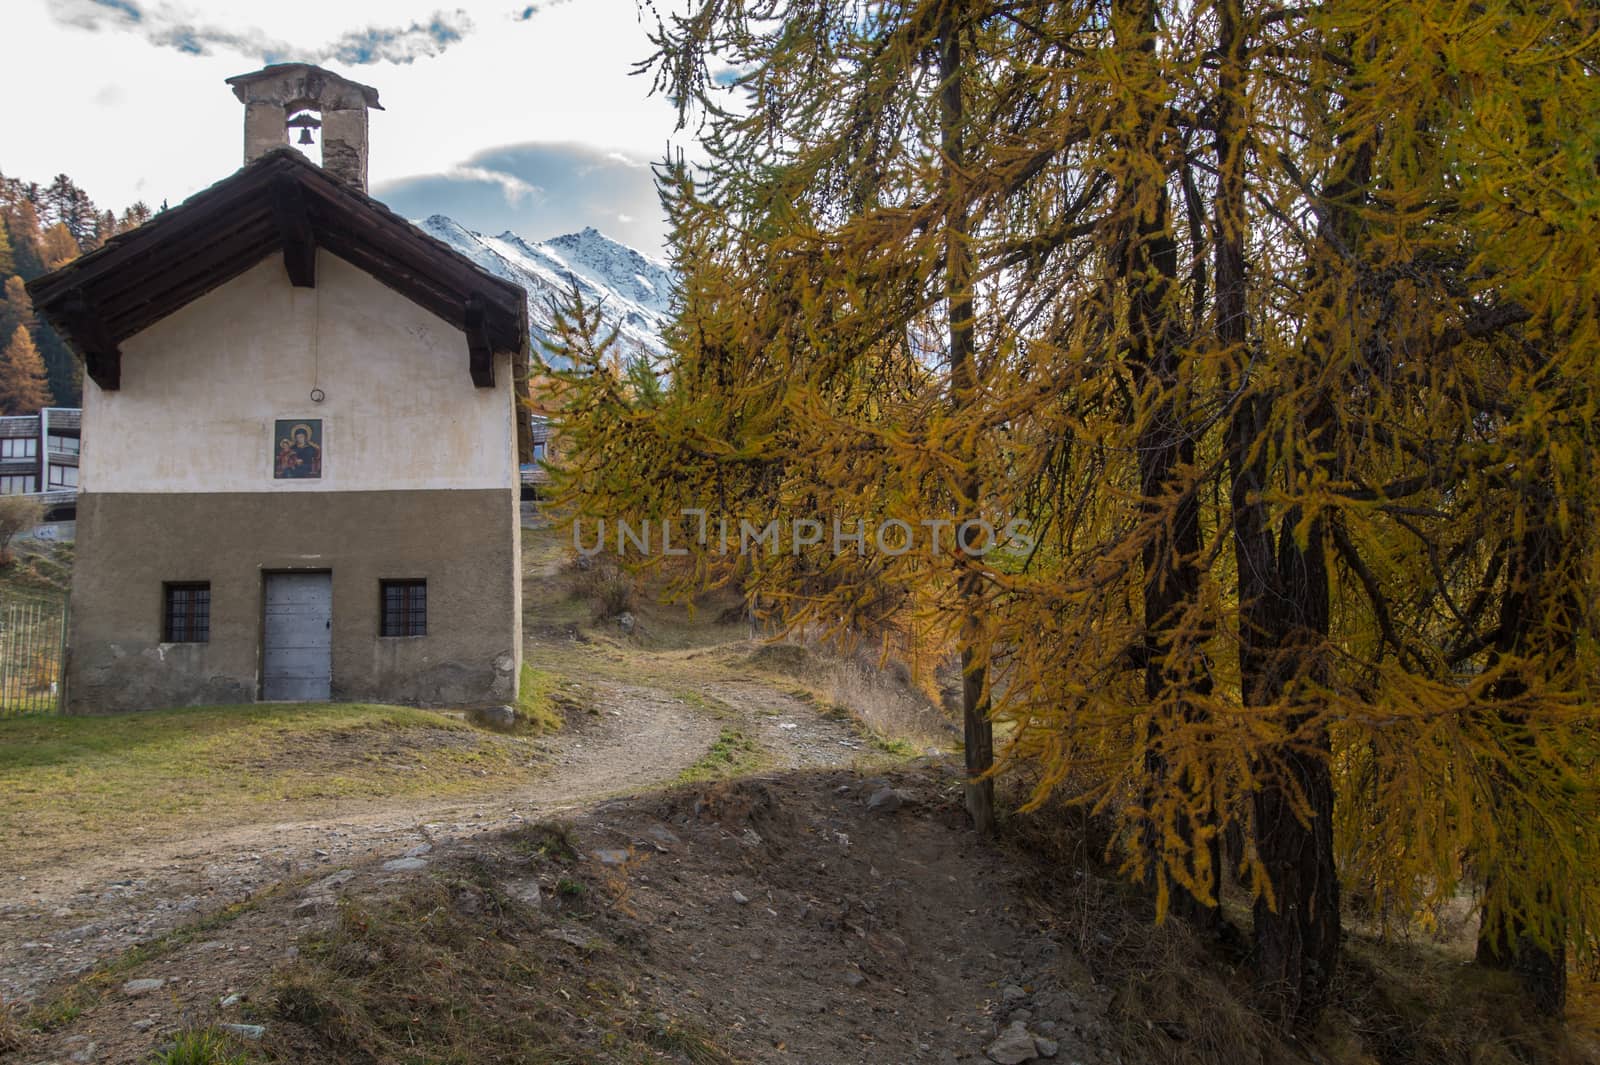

{"left": 574, "top": 510, "right": 1035, "bottom": 558}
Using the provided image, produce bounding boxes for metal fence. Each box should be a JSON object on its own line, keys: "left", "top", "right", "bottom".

{"left": 0, "top": 591, "right": 68, "bottom": 716}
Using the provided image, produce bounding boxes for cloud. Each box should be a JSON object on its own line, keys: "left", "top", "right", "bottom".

{"left": 375, "top": 141, "right": 668, "bottom": 254}
{"left": 324, "top": 14, "right": 473, "bottom": 65}
{"left": 603, "top": 150, "right": 652, "bottom": 169}
{"left": 445, "top": 165, "right": 543, "bottom": 205}
{"left": 87, "top": 0, "right": 142, "bottom": 20}
{"left": 49, "top": 0, "right": 476, "bottom": 65}
{"left": 513, "top": 1, "right": 574, "bottom": 21}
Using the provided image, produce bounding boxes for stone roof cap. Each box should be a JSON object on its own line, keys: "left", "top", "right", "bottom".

{"left": 225, "top": 63, "right": 384, "bottom": 111}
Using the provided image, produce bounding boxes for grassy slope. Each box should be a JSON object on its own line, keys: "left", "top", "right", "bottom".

{"left": 0, "top": 703, "right": 542, "bottom": 859}
{"left": 263, "top": 835, "right": 738, "bottom": 1065}
{"left": 0, "top": 541, "right": 73, "bottom": 597}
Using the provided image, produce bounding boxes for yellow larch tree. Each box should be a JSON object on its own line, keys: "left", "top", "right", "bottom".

{"left": 541, "top": 0, "right": 1600, "bottom": 1025}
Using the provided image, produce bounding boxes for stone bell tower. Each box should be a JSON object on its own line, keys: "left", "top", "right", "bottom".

{"left": 225, "top": 64, "right": 384, "bottom": 192}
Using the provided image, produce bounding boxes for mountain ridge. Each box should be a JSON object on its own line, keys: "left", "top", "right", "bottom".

{"left": 417, "top": 215, "right": 674, "bottom": 364}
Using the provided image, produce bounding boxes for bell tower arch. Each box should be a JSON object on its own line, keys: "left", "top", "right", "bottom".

{"left": 225, "top": 64, "right": 384, "bottom": 192}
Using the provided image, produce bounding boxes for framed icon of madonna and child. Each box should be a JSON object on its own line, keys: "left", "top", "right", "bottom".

{"left": 273, "top": 420, "right": 323, "bottom": 479}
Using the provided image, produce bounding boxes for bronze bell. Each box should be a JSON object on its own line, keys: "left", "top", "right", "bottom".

{"left": 286, "top": 112, "right": 322, "bottom": 146}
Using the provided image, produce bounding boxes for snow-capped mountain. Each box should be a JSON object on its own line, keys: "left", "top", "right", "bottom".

{"left": 418, "top": 216, "right": 675, "bottom": 364}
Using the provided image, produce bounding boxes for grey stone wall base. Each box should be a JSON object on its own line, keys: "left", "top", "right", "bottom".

{"left": 68, "top": 489, "right": 520, "bottom": 713}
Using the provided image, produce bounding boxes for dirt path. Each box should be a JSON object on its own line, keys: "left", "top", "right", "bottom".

{"left": 0, "top": 674, "right": 866, "bottom": 1006}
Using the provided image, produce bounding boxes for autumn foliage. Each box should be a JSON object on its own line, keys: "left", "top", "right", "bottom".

{"left": 0, "top": 326, "right": 50, "bottom": 416}
{"left": 0, "top": 169, "right": 151, "bottom": 409}
{"left": 542, "top": 0, "right": 1600, "bottom": 1025}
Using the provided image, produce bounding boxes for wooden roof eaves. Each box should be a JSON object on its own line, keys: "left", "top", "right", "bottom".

{"left": 25, "top": 149, "right": 531, "bottom": 390}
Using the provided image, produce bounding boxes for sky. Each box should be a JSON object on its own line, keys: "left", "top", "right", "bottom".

{"left": 3, "top": 0, "right": 689, "bottom": 253}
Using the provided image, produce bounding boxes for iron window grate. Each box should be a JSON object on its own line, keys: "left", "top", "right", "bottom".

{"left": 380, "top": 579, "right": 427, "bottom": 637}
{"left": 163, "top": 582, "right": 211, "bottom": 643}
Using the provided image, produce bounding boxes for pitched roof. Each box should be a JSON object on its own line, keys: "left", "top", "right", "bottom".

{"left": 26, "top": 148, "right": 528, "bottom": 391}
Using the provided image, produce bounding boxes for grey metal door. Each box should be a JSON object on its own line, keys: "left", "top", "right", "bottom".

{"left": 262, "top": 572, "right": 332, "bottom": 701}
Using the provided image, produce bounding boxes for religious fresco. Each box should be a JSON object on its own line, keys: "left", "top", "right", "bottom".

{"left": 273, "top": 420, "right": 323, "bottom": 479}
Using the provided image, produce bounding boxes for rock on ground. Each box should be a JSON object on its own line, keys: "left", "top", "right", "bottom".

{"left": 987, "top": 1019, "right": 1041, "bottom": 1064}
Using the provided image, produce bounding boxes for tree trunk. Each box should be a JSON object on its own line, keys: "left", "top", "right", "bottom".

{"left": 1215, "top": 0, "right": 1339, "bottom": 1023}
{"left": 1251, "top": 507, "right": 1340, "bottom": 1024}
{"left": 939, "top": 9, "right": 994, "bottom": 835}
{"left": 1116, "top": 0, "right": 1220, "bottom": 929}
{"left": 1478, "top": 898, "right": 1568, "bottom": 1017}
{"left": 1475, "top": 513, "right": 1568, "bottom": 1015}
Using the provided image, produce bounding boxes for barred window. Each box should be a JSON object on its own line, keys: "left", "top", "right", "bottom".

{"left": 163, "top": 582, "right": 211, "bottom": 643}
{"left": 380, "top": 579, "right": 427, "bottom": 637}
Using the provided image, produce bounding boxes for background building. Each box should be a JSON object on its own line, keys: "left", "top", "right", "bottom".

{"left": 0, "top": 407, "right": 81, "bottom": 540}
{"left": 0, "top": 407, "right": 80, "bottom": 497}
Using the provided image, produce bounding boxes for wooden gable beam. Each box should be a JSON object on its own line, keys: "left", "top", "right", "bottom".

{"left": 299, "top": 179, "right": 517, "bottom": 300}
{"left": 90, "top": 212, "right": 270, "bottom": 312}
{"left": 272, "top": 179, "right": 316, "bottom": 288}
{"left": 58, "top": 292, "right": 122, "bottom": 392}
{"left": 97, "top": 220, "right": 276, "bottom": 322}
{"left": 464, "top": 294, "right": 494, "bottom": 388}
{"left": 296, "top": 178, "right": 527, "bottom": 336}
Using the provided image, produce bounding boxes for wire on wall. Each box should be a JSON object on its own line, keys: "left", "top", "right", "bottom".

{"left": 310, "top": 278, "right": 325, "bottom": 404}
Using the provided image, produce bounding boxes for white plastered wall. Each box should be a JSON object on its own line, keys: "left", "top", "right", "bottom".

{"left": 82, "top": 250, "right": 516, "bottom": 494}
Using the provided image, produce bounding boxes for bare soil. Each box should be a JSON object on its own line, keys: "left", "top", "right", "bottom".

{"left": 5, "top": 760, "right": 1116, "bottom": 1065}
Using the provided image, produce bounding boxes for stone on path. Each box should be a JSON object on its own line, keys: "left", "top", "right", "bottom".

{"left": 294, "top": 895, "right": 334, "bottom": 918}
{"left": 382, "top": 857, "right": 428, "bottom": 873}
{"left": 987, "top": 1020, "right": 1040, "bottom": 1064}
{"left": 645, "top": 825, "right": 680, "bottom": 851}
{"left": 544, "top": 927, "right": 589, "bottom": 948}
{"left": 865, "top": 786, "right": 903, "bottom": 813}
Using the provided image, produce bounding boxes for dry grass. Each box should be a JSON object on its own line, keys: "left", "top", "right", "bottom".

{"left": 822, "top": 653, "right": 954, "bottom": 749}
{"left": 260, "top": 852, "right": 735, "bottom": 1064}
{"left": 515, "top": 663, "right": 593, "bottom": 733}
{"left": 676, "top": 726, "right": 763, "bottom": 783}
{"left": 1005, "top": 800, "right": 1281, "bottom": 1064}
{"left": 1004, "top": 796, "right": 1594, "bottom": 1065}
{"left": 565, "top": 551, "right": 639, "bottom": 621}
{"left": 509, "top": 819, "right": 581, "bottom": 862}
{"left": 744, "top": 637, "right": 956, "bottom": 754}
{"left": 149, "top": 1027, "right": 255, "bottom": 1065}
{"left": 0, "top": 703, "right": 544, "bottom": 865}
{"left": 0, "top": 998, "right": 25, "bottom": 1054}
{"left": 0, "top": 539, "right": 73, "bottom": 596}
{"left": 1329, "top": 937, "right": 1595, "bottom": 1065}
